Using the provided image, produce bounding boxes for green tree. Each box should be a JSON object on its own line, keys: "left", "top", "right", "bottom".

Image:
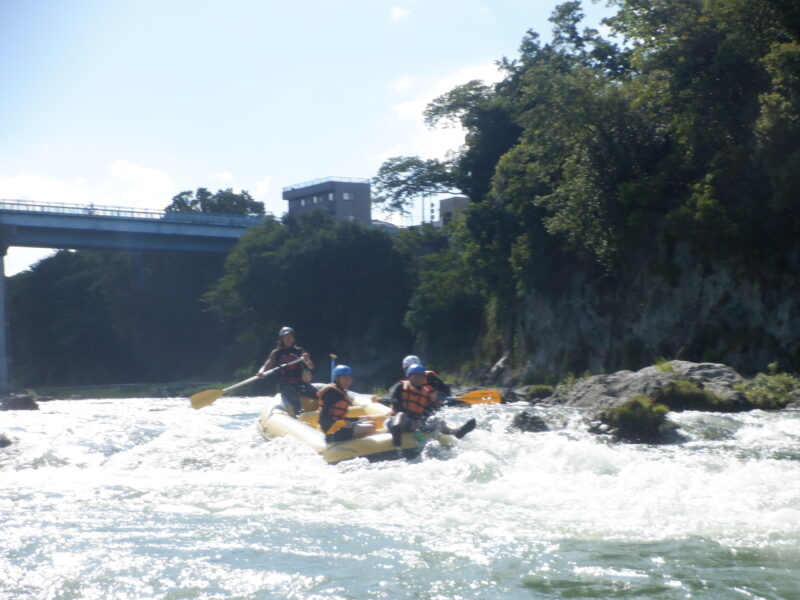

{"left": 206, "top": 213, "right": 414, "bottom": 386}
{"left": 166, "top": 187, "right": 266, "bottom": 216}
{"left": 372, "top": 156, "right": 459, "bottom": 215}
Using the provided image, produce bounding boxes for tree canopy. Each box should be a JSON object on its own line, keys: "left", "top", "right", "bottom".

{"left": 166, "top": 187, "right": 266, "bottom": 216}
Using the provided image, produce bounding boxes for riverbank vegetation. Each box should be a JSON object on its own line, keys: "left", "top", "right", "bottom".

{"left": 8, "top": 0, "right": 800, "bottom": 390}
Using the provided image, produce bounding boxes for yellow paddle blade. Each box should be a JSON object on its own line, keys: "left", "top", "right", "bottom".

{"left": 458, "top": 389, "right": 502, "bottom": 404}
{"left": 190, "top": 389, "right": 225, "bottom": 410}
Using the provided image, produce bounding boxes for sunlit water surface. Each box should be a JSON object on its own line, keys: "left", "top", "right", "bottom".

{"left": 1, "top": 397, "right": 799, "bottom": 599}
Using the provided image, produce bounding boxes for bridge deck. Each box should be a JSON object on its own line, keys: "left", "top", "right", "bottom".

{"left": 0, "top": 199, "right": 267, "bottom": 252}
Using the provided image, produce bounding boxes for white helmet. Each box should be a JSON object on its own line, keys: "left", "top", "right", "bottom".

{"left": 401, "top": 355, "right": 421, "bottom": 371}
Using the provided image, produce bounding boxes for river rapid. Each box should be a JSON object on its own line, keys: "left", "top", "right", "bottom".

{"left": 1, "top": 396, "right": 799, "bottom": 600}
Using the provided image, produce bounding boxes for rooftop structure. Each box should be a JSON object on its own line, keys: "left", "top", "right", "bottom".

{"left": 283, "top": 177, "right": 371, "bottom": 224}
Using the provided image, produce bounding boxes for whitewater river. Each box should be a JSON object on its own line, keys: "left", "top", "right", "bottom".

{"left": 1, "top": 396, "right": 799, "bottom": 600}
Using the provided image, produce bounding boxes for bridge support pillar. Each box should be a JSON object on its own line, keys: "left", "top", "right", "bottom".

{"left": 0, "top": 246, "right": 9, "bottom": 394}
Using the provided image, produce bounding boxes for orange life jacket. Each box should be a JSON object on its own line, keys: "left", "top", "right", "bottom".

{"left": 399, "top": 380, "right": 433, "bottom": 417}
{"left": 317, "top": 384, "right": 350, "bottom": 433}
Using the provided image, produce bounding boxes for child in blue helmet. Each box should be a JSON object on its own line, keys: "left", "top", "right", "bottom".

{"left": 317, "top": 365, "right": 376, "bottom": 443}
{"left": 387, "top": 363, "right": 476, "bottom": 446}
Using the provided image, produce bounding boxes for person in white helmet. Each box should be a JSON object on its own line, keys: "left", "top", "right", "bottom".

{"left": 386, "top": 363, "right": 475, "bottom": 447}
{"left": 400, "top": 355, "right": 451, "bottom": 397}
{"left": 257, "top": 326, "right": 315, "bottom": 417}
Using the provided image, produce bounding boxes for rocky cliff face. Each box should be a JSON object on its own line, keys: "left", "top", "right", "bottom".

{"left": 510, "top": 243, "right": 800, "bottom": 384}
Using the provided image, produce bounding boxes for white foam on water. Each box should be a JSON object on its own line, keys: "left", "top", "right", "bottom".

{"left": 2, "top": 398, "right": 799, "bottom": 599}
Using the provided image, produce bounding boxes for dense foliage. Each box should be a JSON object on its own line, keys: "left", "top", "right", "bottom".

{"left": 166, "top": 187, "right": 266, "bottom": 216}
{"left": 9, "top": 198, "right": 414, "bottom": 389}
{"left": 373, "top": 0, "right": 800, "bottom": 371}
{"left": 9, "top": 250, "right": 230, "bottom": 386}
{"left": 205, "top": 211, "right": 414, "bottom": 388}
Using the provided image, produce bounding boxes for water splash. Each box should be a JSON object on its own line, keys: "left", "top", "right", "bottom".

{"left": 2, "top": 398, "right": 799, "bottom": 599}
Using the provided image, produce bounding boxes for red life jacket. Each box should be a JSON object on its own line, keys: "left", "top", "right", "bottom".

{"left": 317, "top": 384, "right": 350, "bottom": 433}
{"left": 274, "top": 346, "right": 304, "bottom": 383}
{"left": 400, "top": 380, "right": 433, "bottom": 417}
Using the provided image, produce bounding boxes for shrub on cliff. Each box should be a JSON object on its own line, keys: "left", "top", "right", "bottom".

{"left": 736, "top": 363, "right": 799, "bottom": 409}
{"left": 526, "top": 385, "right": 555, "bottom": 402}
{"left": 651, "top": 380, "right": 730, "bottom": 412}
{"left": 597, "top": 395, "right": 671, "bottom": 444}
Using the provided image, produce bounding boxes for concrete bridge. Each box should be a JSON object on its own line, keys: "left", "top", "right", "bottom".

{"left": 0, "top": 199, "right": 268, "bottom": 393}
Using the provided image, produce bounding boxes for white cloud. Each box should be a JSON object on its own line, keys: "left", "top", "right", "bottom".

{"left": 107, "top": 160, "right": 175, "bottom": 209}
{"left": 252, "top": 175, "right": 285, "bottom": 216}
{"left": 252, "top": 175, "right": 272, "bottom": 201}
{"left": 390, "top": 7, "right": 411, "bottom": 20}
{"left": 390, "top": 75, "right": 414, "bottom": 92}
{"left": 386, "top": 62, "right": 505, "bottom": 160}
{"left": 0, "top": 172, "right": 95, "bottom": 204}
{"left": 213, "top": 170, "right": 235, "bottom": 182}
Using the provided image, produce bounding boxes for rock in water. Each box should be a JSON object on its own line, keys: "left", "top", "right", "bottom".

{"left": 510, "top": 411, "right": 549, "bottom": 433}
{"left": 0, "top": 394, "right": 40, "bottom": 411}
{"left": 547, "top": 361, "right": 748, "bottom": 412}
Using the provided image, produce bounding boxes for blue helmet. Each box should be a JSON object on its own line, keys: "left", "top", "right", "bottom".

{"left": 333, "top": 364, "right": 353, "bottom": 377}
{"left": 278, "top": 326, "right": 294, "bottom": 337}
{"left": 406, "top": 363, "right": 425, "bottom": 377}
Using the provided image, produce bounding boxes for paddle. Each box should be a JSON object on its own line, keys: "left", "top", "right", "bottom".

{"left": 190, "top": 357, "right": 304, "bottom": 410}
{"left": 377, "top": 388, "right": 502, "bottom": 407}
{"left": 444, "top": 389, "right": 502, "bottom": 406}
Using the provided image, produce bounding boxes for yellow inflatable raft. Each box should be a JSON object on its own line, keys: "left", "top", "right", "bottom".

{"left": 258, "top": 389, "right": 453, "bottom": 464}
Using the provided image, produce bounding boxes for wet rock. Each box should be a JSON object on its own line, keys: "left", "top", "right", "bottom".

{"left": 526, "top": 385, "right": 556, "bottom": 403}
{"left": 0, "top": 394, "right": 39, "bottom": 411}
{"left": 510, "top": 411, "right": 549, "bottom": 433}
{"left": 589, "top": 395, "right": 686, "bottom": 444}
{"left": 0, "top": 433, "right": 11, "bottom": 448}
{"left": 545, "top": 361, "right": 748, "bottom": 413}
{"left": 500, "top": 387, "right": 525, "bottom": 403}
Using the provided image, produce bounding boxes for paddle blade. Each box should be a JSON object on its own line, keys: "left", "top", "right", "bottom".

{"left": 190, "top": 389, "right": 225, "bottom": 410}
{"left": 458, "top": 389, "right": 502, "bottom": 405}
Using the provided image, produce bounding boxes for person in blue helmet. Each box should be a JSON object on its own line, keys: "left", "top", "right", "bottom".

{"left": 387, "top": 363, "right": 476, "bottom": 447}
{"left": 257, "top": 326, "right": 315, "bottom": 417}
{"left": 317, "top": 365, "right": 376, "bottom": 443}
{"left": 401, "top": 354, "right": 452, "bottom": 397}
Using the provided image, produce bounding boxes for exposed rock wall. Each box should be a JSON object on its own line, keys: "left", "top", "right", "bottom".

{"left": 512, "top": 243, "right": 800, "bottom": 383}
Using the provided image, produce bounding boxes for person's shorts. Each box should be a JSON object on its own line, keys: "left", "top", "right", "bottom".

{"left": 325, "top": 427, "right": 355, "bottom": 443}
{"left": 403, "top": 415, "right": 442, "bottom": 433}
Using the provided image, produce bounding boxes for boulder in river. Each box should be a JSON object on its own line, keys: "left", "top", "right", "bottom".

{"left": 0, "top": 394, "right": 40, "bottom": 411}
{"left": 510, "top": 411, "right": 549, "bottom": 433}
{"left": 589, "top": 395, "right": 686, "bottom": 444}
{"left": 545, "top": 361, "right": 749, "bottom": 413}
{"left": 0, "top": 433, "right": 11, "bottom": 448}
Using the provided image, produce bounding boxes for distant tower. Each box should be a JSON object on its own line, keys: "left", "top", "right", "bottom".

{"left": 438, "top": 196, "right": 469, "bottom": 226}
{"left": 283, "top": 177, "right": 371, "bottom": 224}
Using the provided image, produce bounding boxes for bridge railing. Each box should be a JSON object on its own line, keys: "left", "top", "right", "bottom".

{"left": 0, "top": 199, "right": 268, "bottom": 227}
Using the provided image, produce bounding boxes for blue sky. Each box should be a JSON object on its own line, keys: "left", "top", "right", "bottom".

{"left": 1, "top": 0, "right": 611, "bottom": 275}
